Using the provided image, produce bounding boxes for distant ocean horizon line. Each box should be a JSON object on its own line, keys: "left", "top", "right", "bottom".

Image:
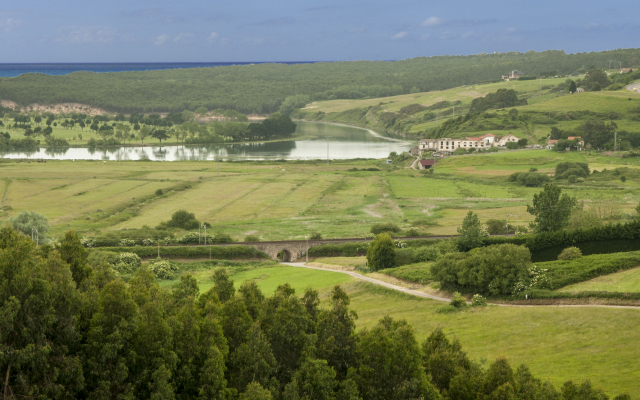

{"left": 0, "top": 61, "right": 325, "bottom": 78}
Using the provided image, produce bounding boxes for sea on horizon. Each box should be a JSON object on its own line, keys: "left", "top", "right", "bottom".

{"left": 0, "top": 62, "right": 318, "bottom": 78}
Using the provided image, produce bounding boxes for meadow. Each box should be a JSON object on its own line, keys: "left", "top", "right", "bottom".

{"left": 2, "top": 147, "right": 640, "bottom": 240}
{"left": 156, "top": 261, "right": 640, "bottom": 397}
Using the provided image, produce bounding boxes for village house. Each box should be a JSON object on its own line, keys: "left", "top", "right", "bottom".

{"left": 547, "top": 136, "right": 584, "bottom": 150}
{"left": 502, "top": 70, "right": 523, "bottom": 81}
{"left": 496, "top": 134, "right": 519, "bottom": 146}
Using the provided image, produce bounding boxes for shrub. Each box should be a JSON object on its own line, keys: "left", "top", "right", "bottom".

{"left": 621, "top": 176, "right": 627, "bottom": 182}
{"left": 431, "top": 244, "right": 532, "bottom": 296}
{"left": 558, "top": 246, "right": 582, "bottom": 260}
{"left": 244, "top": 235, "right": 260, "bottom": 242}
{"left": 162, "top": 209, "right": 200, "bottom": 230}
{"left": 310, "top": 232, "right": 322, "bottom": 240}
{"left": 370, "top": 223, "right": 401, "bottom": 235}
{"left": 308, "top": 242, "right": 369, "bottom": 257}
{"left": 507, "top": 171, "right": 551, "bottom": 187}
{"left": 555, "top": 162, "right": 589, "bottom": 179}
{"left": 118, "top": 238, "right": 136, "bottom": 247}
{"left": 366, "top": 233, "right": 396, "bottom": 271}
{"left": 406, "top": 228, "right": 420, "bottom": 237}
{"left": 148, "top": 257, "right": 178, "bottom": 279}
{"left": 155, "top": 189, "right": 164, "bottom": 195}
{"left": 142, "top": 238, "right": 155, "bottom": 246}
{"left": 114, "top": 252, "right": 142, "bottom": 274}
{"left": 471, "top": 294, "right": 487, "bottom": 307}
{"left": 213, "top": 233, "right": 234, "bottom": 243}
{"left": 81, "top": 237, "right": 95, "bottom": 248}
{"left": 450, "top": 292, "right": 467, "bottom": 308}
{"left": 568, "top": 175, "right": 577, "bottom": 184}
{"left": 381, "top": 264, "right": 432, "bottom": 284}
{"left": 414, "top": 246, "right": 441, "bottom": 262}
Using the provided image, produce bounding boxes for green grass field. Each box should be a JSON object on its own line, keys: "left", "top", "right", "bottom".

{"left": 2, "top": 148, "right": 639, "bottom": 239}
{"left": 157, "top": 262, "right": 640, "bottom": 397}
{"left": 560, "top": 267, "right": 640, "bottom": 292}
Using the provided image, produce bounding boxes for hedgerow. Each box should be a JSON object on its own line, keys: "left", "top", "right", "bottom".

{"left": 98, "top": 245, "right": 268, "bottom": 259}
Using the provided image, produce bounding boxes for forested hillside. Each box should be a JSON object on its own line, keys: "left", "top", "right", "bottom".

{"left": 1, "top": 49, "right": 640, "bottom": 114}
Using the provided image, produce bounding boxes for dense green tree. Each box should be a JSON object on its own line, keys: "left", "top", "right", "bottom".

{"left": 152, "top": 129, "right": 170, "bottom": 143}
{"left": 316, "top": 285, "right": 358, "bottom": 380}
{"left": 0, "top": 226, "right": 83, "bottom": 399}
{"left": 349, "top": 316, "right": 440, "bottom": 400}
{"left": 302, "top": 287, "right": 321, "bottom": 327}
{"left": 421, "top": 328, "right": 471, "bottom": 392}
{"left": 240, "top": 382, "right": 273, "bottom": 400}
{"left": 239, "top": 280, "right": 265, "bottom": 320}
{"left": 170, "top": 298, "right": 229, "bottom": 400}
{"left": 139, "top": 125, "right": 151, "bottom": 144}
{"left": 366, "top": 233, "right": 395, "bottom": 271}
{"left": 85, "top": 280, "right": 139, "bottom": 400}
{"left": 228, "top": 322, "right": 278, "bottom": 393}
{"left": 173, "top": 273, "right": 200, "bottom": 306}
{"left": 260, "top": 284, "right": 314, "bottom": 386}
{"left": 213, "top": 268, "right": 236, "bottom": 303}
{"left": 456, "top": 211, "right": 485, "bottom": 251}
{"left": 221, "top": 298, "right": 253, "bottom": 352}
{"left": 283, "top": 359, "right": 338, "bottom": 400}
{"left": 527, "top": 183, "right": 577, "bottom": 232}
{"left": 580, "top": 120, "right": 617, "bottom": 149}
{"left": 58, "top": 229, "right": 92, "bottom": 285}
{"left": 9, "top": 210, "right": 49, "bottom": 243}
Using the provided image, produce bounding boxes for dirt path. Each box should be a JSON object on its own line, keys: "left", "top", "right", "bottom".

{"left": 281, "top": 262, "right": 640, "bottom": 309}
{"left": 409, "top": 156, "right": 420, "bottom": 170}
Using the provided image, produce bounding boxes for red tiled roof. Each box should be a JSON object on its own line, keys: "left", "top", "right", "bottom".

{"left": 419, "top": 159, "right": 435, "bottom": 166}
{"left": 548, "top": 140, "right": 559, "bottom": 144}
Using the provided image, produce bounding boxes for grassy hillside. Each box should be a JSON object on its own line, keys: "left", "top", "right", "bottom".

{"left": 2, "top": 49, "right": 640, "bottom": 113}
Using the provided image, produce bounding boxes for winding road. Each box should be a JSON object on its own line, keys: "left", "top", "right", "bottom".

{"left": 281, "top": 262, "right": 640, "bottom": 309}
{"left": 626, "top": 82, "right": 640, "bottom": 93}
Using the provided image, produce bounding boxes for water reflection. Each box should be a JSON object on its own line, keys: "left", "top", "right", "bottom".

{"left": 0, "top": 122, "right": 412, "bottom": 161}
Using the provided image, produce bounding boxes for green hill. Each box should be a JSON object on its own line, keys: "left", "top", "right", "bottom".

{"left": 2, "top": 48, "right": 640, "bottom": 113}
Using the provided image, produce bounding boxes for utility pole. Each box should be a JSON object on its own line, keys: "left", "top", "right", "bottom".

{"left": 305, "top": 235, "right": 308, "bottom": 263}
{"left": 203, "top": 224, "right": 207, "bottom": 246}
{"left": 199, "top": 224, "right": 201, "bottom": 244}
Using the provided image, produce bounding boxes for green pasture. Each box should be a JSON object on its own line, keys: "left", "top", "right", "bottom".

{"left": 308, "top": 78, "right": 568, "bottom": 114}
{"left": 2, "top": 148, "right": 640, "bottom": 239}
{"left": 158, "top": 262, "right": 352, "bottom": 295}
{"left": 560, "top": 267, "right": 640, "bottom": 292}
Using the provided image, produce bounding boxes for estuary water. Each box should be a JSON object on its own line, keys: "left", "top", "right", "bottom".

{"left": 0, "top": 62, "right": 317, "bottom": 78}
{"left": 0, "top": 122, "right": 412, "bottom": 161}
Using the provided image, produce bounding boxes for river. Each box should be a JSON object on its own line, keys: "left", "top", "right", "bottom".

{"left": 0, "top": 122, "right": 413, "bottom": 161}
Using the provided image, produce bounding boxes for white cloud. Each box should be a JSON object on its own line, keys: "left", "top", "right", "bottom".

{"left": 0, "top": 18, "right": 22, "bottom": 33}
{"left": 392, "top": 31, "right": 407, "bottom": 39}
{"left": 174, "top": 32, "right": 194, "bottom": 43}
{"left": 55, "top": 26, "right": 120, "bottom": 44}
{"left": 155, "top": 34, "right": 170, "bottom": 45}
{"left": 422, "top": 17, "right": 443, "bottom": 27}
{"left": 206, "top": 32, "right": 219, "bottom": 43}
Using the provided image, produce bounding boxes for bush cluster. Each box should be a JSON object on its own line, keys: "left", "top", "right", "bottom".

{"left": 431, "top": 244, "right": 532, "bottom": 296}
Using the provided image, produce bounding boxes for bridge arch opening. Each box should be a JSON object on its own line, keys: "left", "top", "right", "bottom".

{"left": 277, "top": 249, "right": 292, "bottom": 262}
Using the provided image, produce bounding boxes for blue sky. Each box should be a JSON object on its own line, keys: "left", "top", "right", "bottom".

{"left": 1, "top": 0, "right": 638, "bottom": 62}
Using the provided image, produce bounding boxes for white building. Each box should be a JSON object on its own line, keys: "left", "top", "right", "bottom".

{"left": 419, "top": 133, "right": 520, "bottom": 155}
